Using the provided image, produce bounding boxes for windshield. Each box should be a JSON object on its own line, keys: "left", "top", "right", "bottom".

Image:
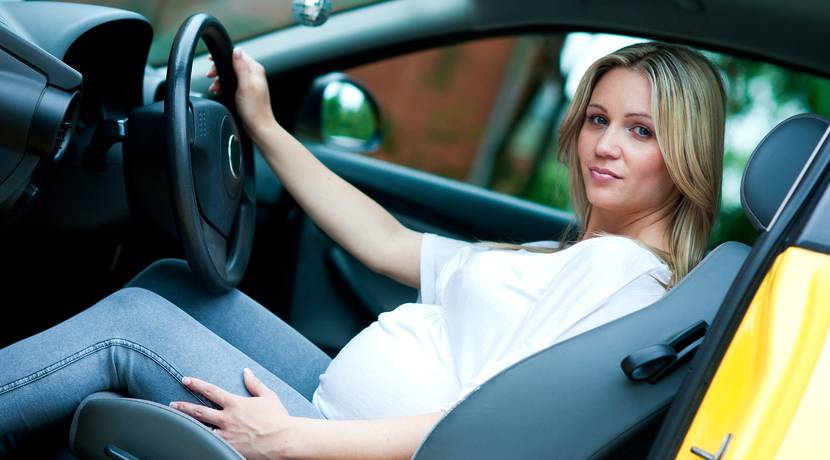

{"left": 38, "top": 0, "right": 385, "bottom": 65}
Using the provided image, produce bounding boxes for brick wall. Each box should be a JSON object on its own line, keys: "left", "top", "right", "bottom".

{"left": 347, "top": 37, "right": 517, "bottom": 181}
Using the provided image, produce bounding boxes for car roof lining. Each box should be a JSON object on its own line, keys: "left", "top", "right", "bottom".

{"left": 471, "top": 0, "right": 829, "bottom": 76}
{"left": 216, "top": 0, "right": 830, "bottom": 85}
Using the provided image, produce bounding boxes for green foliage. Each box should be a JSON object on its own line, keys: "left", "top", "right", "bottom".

{"left": 522, "top": 157, "right": 572, "bottom": 212}
{"left": 322, "top": 82, "right": 377, "bottom": 144}
{"left": 710, "top": 205, "right": 757, "bottom": 248}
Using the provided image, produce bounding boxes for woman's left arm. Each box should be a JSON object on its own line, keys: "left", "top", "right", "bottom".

{"left": 170, "top": 369, "right": 442, "bottom": 459}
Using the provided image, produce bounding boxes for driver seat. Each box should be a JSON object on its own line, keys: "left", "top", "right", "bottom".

{"left": 413, "top": 113, "right": 829, "bottom": 459}
{"left": 66, "top": 113, "right": 828, "bottom": 459}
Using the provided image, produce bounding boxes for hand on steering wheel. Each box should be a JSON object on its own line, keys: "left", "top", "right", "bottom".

{"left": 207, "top": 49, "right": 278, "bottom": 143}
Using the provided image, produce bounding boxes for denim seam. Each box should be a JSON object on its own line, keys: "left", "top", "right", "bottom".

{"left": 0, "top": 338, "right": 210, "bottom": 405}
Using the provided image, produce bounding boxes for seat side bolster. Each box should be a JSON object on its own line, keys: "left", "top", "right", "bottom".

{"left": 70, "top": 392, "right": 243, "bottom": 460}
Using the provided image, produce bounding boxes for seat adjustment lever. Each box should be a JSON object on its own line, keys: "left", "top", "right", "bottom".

{"left": 621, "top": 320, "right": 709, "bottom": 383}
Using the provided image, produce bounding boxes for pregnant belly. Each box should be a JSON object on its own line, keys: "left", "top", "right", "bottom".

{"left": 312, "top": 303, "right": 459, "bottom": 419}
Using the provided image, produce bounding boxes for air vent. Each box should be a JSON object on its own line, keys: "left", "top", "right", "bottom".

{"left": 51, "top": 91, "right": 80, "bottom": 162}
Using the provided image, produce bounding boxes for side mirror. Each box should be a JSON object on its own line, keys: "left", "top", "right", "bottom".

{"left": 296, "top": 73, "right": 382, "bottom": 154}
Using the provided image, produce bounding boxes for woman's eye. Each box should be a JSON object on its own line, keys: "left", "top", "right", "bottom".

{"left": 587, "top": 115, "right": 608, "bottom": 126}
{"left": 633, "top": 126, "right": 652, "bottom": 137}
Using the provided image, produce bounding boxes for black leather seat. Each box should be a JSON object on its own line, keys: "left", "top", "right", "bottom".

{"left": 68, "top": 114, "right": 829, "bottom": 459}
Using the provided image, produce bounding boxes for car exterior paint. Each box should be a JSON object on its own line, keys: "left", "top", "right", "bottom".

{"left": 677, "top": 247, "right": 830, "bottom": 459}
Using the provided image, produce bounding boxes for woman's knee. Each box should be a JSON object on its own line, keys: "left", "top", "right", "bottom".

{"left": 125, "top": 259, "right": 235, "bottom": 316}
{"left": 126, "top": 259, "right": 201, "bottom": 296}
{"left": 85, "top": 287, "right": 192, "bottom": 333}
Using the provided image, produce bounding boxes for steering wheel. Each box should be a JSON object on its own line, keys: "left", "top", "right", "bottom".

{"left": 165, "top": 14, "right": 255, "bottom": 293}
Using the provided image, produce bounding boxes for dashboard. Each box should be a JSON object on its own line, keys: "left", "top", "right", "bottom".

{"left": 0, "top": 1, "right": 152, "bottom": 230}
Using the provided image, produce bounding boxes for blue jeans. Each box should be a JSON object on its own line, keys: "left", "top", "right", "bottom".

{"left": 0, "top": 259, "right": 331, "bottom": 455}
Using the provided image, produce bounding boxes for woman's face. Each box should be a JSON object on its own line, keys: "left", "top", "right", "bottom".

{"left": 577, "top": 67, "right": 678, "bottom": 221}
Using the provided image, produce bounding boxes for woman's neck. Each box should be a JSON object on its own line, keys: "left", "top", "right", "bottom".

{"left": 581, "top": 202, "right": 676, "bottom": 253}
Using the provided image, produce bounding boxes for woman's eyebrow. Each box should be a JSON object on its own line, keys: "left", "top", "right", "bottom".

{"left": 588, "top": 103, "right": 651, "bottom": 119}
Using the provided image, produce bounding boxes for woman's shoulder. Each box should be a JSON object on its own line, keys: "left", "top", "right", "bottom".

{"left": 567, "top": 235, "right": 669, "bottom": 269}
{"left": 561, "top": 235, "right": 672, "bottom": 288}
{"left": 569, "top": 233, "right": 654, "bottom": 251}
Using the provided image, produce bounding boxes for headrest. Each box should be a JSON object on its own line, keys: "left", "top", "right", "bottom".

{"left": 741, "top": 113, "right": 830, "bottom": 231}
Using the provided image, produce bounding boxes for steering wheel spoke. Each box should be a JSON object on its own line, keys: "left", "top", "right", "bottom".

{"left": 200, "top": 215, "right": 229, "bottom": 275}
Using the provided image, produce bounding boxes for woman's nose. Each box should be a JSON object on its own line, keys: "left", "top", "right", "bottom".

{"left": 595, "top": 128, "right": 623, "bottom": 159}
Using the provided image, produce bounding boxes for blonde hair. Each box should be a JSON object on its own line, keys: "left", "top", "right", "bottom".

{"left": 557, "top": 42, "right": 726, "bottom": 287}
{"left": 488, "top": 43, "right": 725, "bottom": 287}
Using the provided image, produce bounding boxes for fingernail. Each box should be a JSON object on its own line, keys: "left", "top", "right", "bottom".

{"left": 169, "top": 402, "right": 178, "bottom": 409}
{"left": 182, "top": 377, "right": 191, "bottom": 385}
{"left": 233, "top": 48, "right": 241, "bottom": 58}
{"left": 243, "top": 368, "right": 251, "bottom": 375}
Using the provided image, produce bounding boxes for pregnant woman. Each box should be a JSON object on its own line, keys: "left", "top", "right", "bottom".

{"left": 0, "top": 41, "right": 725, "bottom": 459}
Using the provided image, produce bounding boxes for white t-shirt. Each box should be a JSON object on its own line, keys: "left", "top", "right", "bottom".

{"left": 312, "top": 233, "right": 670, "bottom": 419}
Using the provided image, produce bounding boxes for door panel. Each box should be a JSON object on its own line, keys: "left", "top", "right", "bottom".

{"left": 315, "top": 144, "right": 573, "bottom": 241}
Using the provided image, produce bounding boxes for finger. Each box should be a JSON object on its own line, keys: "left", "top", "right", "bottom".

{"left": 170, "top": 401, "right": 225, "bottom": 427}
{"left": 206, "top": 64, "right": 217, "bottom": 78}
{"left": 209, "top": 81, "right": 222, "bottom": 95}
{"left": 182, "top": 376, "right": 235, "bottom": 407}
{"left": 242, "top": 368, "right": 273, "bottom": 397}
{"left": 232, "top": 47, "right": 250, "bottom": 75}
{"left": 208, "top": 54, "right": 213, "bottom": 61}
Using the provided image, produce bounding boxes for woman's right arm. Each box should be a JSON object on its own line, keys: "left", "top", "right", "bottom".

{"left": 213, "top": 49, "right": 422, "bottom": 288}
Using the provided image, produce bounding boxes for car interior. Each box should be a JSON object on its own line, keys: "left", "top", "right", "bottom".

{"left": 63, "top": 113, "right": 829, "bottom": 460}
{"left": 1, "top": 0, "right": 829, "bottom": 458}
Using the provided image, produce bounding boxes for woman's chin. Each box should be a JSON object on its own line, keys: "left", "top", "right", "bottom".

{"left": 585, "top": 191, "right": 625, "bottom": 212}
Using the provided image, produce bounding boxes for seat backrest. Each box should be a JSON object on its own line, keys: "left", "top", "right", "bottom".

{"left": 413, "top": 113, "right": 829, "bottom": 459}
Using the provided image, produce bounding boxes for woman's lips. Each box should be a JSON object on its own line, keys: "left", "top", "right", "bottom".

{"left": 589, "top": 166, "right": 621, "bottom": 183}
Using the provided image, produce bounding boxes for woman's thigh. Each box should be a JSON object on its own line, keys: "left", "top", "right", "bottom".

{"left": 126, "top": 259, "right": 331, "bottom": 401}
{"left": 0, "top": 287, "right": 322, "bottom": 453}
